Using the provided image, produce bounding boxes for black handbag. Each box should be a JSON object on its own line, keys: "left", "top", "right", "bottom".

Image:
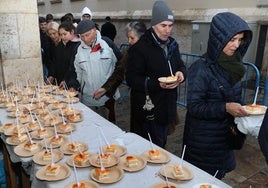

{"left": 227, "top": 121, "right": 246, "bottom": 150}
{"left": 209, "top": 65, "right": 246, "bottom": 150}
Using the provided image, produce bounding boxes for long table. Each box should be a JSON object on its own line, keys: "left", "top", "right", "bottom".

{"left": 0, "top": 101, "right": 231, "bottom": 188}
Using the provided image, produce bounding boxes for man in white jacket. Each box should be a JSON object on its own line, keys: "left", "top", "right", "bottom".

{"left": 74, "top": 19, "right": 121, "bottom": 122}
{"left": 81, "top": 7, "right": 93, "bottom": 20}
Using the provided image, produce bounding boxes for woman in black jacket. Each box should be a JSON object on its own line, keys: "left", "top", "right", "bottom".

{"left": 46, "top": 21, "right": 80, "bottom": 89}
{"left": 183, "top": 12, "right": 252, "bottom": 179}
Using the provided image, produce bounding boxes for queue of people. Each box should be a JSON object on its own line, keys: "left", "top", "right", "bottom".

{"left": 38, "top": 0, "right": 268, "bottom": 181}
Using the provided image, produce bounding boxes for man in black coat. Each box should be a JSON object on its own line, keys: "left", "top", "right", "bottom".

{"left": 39, "top": 16, "right": 52, "bottom": 79}
{"left": 125, "top": 0, "right": 186, "bottom": 148}
{"left": 101, "top": 16, "right": 117, "bottom": 41}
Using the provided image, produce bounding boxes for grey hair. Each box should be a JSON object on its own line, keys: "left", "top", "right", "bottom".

{"left": 125, "top": 21, "right": 147, "bottom": 38}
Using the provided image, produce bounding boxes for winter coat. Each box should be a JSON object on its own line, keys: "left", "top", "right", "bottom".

{"left": 183, "top": 12, "right": 252, "bottom": 178}
{"left": 49, "top": 40, "right": 80, "bottom": 84}
{"left": 74, "top": 30, "right": 120, "bottom": 106}
{"left": 125, "top": 29, "right": 186, "bottom": 128}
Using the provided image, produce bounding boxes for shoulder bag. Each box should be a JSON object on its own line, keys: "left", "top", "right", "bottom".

{"left": 209, "top": 65, "right": 246, "bottom": 150}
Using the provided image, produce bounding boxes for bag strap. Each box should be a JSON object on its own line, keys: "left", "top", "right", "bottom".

{"left": 209, "top": 65, "right": 226, "bottom": 100}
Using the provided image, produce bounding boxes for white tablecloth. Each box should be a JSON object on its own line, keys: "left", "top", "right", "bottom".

{"left": 0, "top": 102, "right": 231, "bottom": 188}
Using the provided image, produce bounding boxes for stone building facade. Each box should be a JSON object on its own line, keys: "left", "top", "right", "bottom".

{"left": 37, "top": 0, "right": 268, "bottom": 77}
{"left": 0, "top": 0, "right": 43, "bottom": 86}
{"left": 2, "top": 0, "right": 268, "bottom": 87}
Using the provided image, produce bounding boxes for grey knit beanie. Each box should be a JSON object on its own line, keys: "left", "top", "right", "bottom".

{"left": 151, "top": 0, "right": 174, "bottom": 26}
{"left": 76, "top": 19, "right": 95, "bottom": 34}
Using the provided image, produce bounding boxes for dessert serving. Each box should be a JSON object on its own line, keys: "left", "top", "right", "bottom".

{"left": 244, "top": 104, "right": 267, "bottom": 115}
{"left": 33, "top": 150, "right": 64, "bottom": 166}
{"left": 24, "top": 141, "right": 38, "bottom": 151}
{"left": 60, "top": 141, "right": 88, "bottom": 155}
{"left": 57, "top": 122, "right": 75, "bottom": 133}
{"left": 65, "top": 180, "right": 100, "bottom": 188}
{"left": 158, "top": 76, "right": 177, "bottom": 83}
{"left": 13, "top": 125, "right": 26, "bottom": 134}
{"left": 149, "top": 149, "right": 160, "bottom": 160}
{"left": 37, "top": 128, "right": 48, "bottom": 138}
{"left": 45, "top": 164, "right": 61, "bottom": 176}
{"left": 39, "top": 111, "right": 50, "bottom": 121}
{"left": 45, "top": 116, "right": 62, "bottom": 126}
{"left": 1, "top": 122, "right": 15, "bottom": 132}
{"left": 126, "top": 155, "right": 138, "bottom": 168}
{"left": 67, "top": 113, "right": 83, "bottom": 122}
{"left": 95, "top": 168, "right": 109, "bottom": 181}
{"left": 68, "top": 142, "right": 82, "bottom": 153}
{"left": 159, "top": 163, "right": 193, "bottom": 181}
{"left": 150, "top": 182, "right": 178, "bottom": 188}
{"left": 18, "top": 114, "right": 31, "bottom": 124}
{"left": 119, "top": 155, "right": 147, "bottom": 172}
{"left": 105, "top": 144, "right": 117, "bottom": 155}
{"left": 199, "top": 185, "right": 212, "bottom": 188}
{"left": 71, "top": 182, "right": 86, "bottom": 188}
{"left": 90, "top": 166, "right": 124, "bottom": 184}
{"left": 173, "top": 164, "right": 184, "bottom": 178}
{"left": 74, "top": 152, "right": 90, "bottom": 166}
{"left": 10, "top": 133, "right": 28, "bottom": 144}
{"left": 142, "top": 149, "right": 170, "bottom": 164}
{"left": 42, "top": 150, "right": 52, "bottom": 161}
{"left": 102, "top": 144, "right": 127, "bottom": 157}
{"left": 97, "top": 153, "right": 111, "bottom": 165}
{"left": 36, "top": 163, "right": 71, "bottom": 181}
{"left": 50, "top": 135, "right": 64, "bottom": 146}
{"left": 27, "top": 121, "right": 39, "bottom": 131}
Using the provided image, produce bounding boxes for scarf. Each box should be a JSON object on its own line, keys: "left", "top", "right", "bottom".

{"left": 150, "top": 28, "right": 170, "bottom": 55}
{"left": 217, "top": 51, "right": 245, "bottom": 84}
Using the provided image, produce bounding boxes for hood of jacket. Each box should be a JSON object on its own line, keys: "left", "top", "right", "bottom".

{"left": 206, "top": 12, "right": 252, "bottom": 64}
{"left": 81, "top": 7, "right": 93, "bottom": 20}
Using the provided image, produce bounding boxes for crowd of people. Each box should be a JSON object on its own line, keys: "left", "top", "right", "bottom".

{"left": 38, "top": 0, "right": 268, "bottom": 180}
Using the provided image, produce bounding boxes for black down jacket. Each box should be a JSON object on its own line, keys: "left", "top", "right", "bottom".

{"left": 183, "top": 12, "right": 252, "bottom": 178}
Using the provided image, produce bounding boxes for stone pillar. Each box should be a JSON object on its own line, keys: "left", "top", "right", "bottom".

{"left": 0, "top": 0, "right": 43, "bottom": 87}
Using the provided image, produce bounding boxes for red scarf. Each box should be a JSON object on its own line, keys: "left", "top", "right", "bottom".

{"left": 91, "top": 43, "right": 101, "bottom": 53}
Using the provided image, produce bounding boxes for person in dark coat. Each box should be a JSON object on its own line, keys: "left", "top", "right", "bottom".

{"left": 183, "top": 12, "right": 252, "bottom": 179}
{"left": 39, "top": 16, "right": 52, "bottom": 79}
{"left": 125, "top": 0, "right": 186, "bottom": 148}
{"left": 46, "top": 22, "right": 80, "bottom": 88}
{"left": 258, "top": 109, "right": 268, "bottom": 164}
{"left": 101, "top": 16, "right": 117, "bottom": 41}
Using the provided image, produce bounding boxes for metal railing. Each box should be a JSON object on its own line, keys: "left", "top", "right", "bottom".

{"left": 118, "top": 51, "right": 264, "bottom": 106}
{"left": 176, "top": 53, "right": 262, "bottom": 107}
{"left": 177, "top": 53, "right": 202, "bottom": 107}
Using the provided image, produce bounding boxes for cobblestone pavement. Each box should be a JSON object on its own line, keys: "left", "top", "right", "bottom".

{"left": 115, "top": 85, "right": 268, "bottom": 188}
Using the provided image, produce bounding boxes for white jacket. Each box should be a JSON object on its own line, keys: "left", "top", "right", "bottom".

{"left": 74, "top": 30, "right": 120, "bottom": 106}
{"left": 81, "top": 7, "right": 93, "bottom": 20}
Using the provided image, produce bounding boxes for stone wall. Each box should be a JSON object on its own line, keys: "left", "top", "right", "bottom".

{"left": 44, "top": 7, "right": 268, "bottom": 77}
{"left": 89, "top": 8, "right": 268, "bottom": 75}
{"left": 0, "top": 0, "right": 43, "bottom": 87}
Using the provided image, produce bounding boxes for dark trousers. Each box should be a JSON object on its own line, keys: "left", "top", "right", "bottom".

{"left": 104, "top": 98, "right": 116, "bottom": 123}
{"left": 139, "top": 120, "right": 169, "bottom": 149}
{"left": 90, "top": 98, "right": 116, "bottom": 124}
